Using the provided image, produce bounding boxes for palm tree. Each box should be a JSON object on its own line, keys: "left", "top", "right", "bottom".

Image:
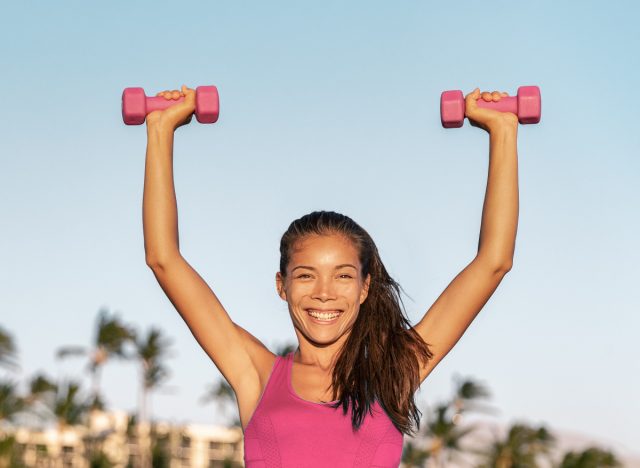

{"left": 478, "top": 422, "right": 555, "bottom": 468}
{"left": 56, "top": 308, "right": 135, "bottom": 408}
{"left": 0, "top": 381, "right": 25, "bottom": 422}
{"left": 421, "top": 377, "right": 491, "bottom": 467}
{"left": 450, "top": 375, "right": 493, "bottom": 416}
{"left": 134, "top": 327, "right": 172, "bottom": 468}
{"left": 25, "top": 374, "right": 89, "bottom": 430}
{"left": 0, "top": 433, "right": 22, "bottom": 468}
{"left": 22, "top": 376, "right": 90, "bottom": 467}
{"left": 559, "top": 446, "right": 621, "bottom": 468}
{"left": 135, "top": 327, "right": 172, "bottom": 425}
{"left": 0, "top": 325, "right": 18, "bottom": 372}
{"left": 51, "top": 381, "right": 89, "bottom": 429}
{"left": 401, "top": 440, "right": 430, "bottom": 467}
{"left": 424, "top": 402, "right": 477, "bottom": 467}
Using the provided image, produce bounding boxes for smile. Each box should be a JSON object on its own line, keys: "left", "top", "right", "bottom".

{"left": 306, "top": 309, "right": 343, "bottom": 323}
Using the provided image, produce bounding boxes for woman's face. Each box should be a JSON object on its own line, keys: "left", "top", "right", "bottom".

{"left": 276, "top": 233, "right": 370, "bottom": 347}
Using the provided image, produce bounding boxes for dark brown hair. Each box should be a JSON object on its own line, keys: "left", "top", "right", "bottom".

{"left": 279, "top": 210, "right": 433, "bottom": 436}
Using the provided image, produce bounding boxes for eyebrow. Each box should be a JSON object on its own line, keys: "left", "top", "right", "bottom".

{"left": 291, "top": 264, "right": 358, "bottom": 272}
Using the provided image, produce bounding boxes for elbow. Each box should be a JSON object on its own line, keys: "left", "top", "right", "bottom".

{"left": 475, "top": 254, "right": 513, "bottom": 274}
{"left": 145, "top": 256, "right": 164, "bottom": 271}
{"left": 146, "top": 258, "right": 160, "bottom": 270}
{"left": 145, "top": 254, "right": 168, "bottom": 271}
{"left": 496, "top": 261, "right": 513, "bottom": 274}
{"left": 145, "top": 251, "right": 181, "bottom": 270}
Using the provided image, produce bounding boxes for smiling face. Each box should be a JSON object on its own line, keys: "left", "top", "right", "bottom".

{"left": 276, "top": 233, "right": 371, "bottom": 348}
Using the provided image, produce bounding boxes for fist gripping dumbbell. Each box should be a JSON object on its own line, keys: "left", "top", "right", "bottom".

{"left": 122, "top": 85, "right": 220, "bottom": 125}
{"left": 440, "top": 85, "right": 541, "bottom": 128}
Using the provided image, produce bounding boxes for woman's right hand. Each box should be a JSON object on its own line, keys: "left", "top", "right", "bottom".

{"left": 146, "top": 85, "right": 196, "bottom": 132}
{"left": 464, "top": 88, "right": 518, "bottom": 134}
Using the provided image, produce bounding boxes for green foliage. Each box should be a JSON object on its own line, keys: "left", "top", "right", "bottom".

{"left": 28, "top": 374, "right": 56, "bottom": 397}
{"left": 427, "top": 403, "right": 477, "bottom": 447}
{"left": 24, "top": 375, "right": 90, "bottom": 427}
{"left": 136, "top": 328, "right": 172, "bottom": 391}
{"left": 89, "top": 450, "right": 114, "bottom": 468}
{"left": 455, "top": 377, "right": 491, "bottom": 401}
{"left": 559, "top": 447, "right": 622, "bottom": 468}
{"left": 151, "top": 433, "right": 170, "bottom": 468}
{"left": 0, "top": 434, "right": 25, "bottom": 468}
{"left": 94, "top": 308, "right": 136, "bottom": 361}
{"left": 402, "top": 440, "right": 430, "bottom": 467}
{"left": 0, "top": 381, "right": 25, "bottom": 422}
{"left": 53, "top": 381, "right": 90, "bottom": 427}
{"left": 419, "top": 376, "right": 492, "bottom": 466}
{"left": 56, "top": 308, "right": 136, "bottom": 411}
{"left": 0, "top": 326, "right": 18, "bottom": 372}
{"left": 478, "top": 422, "right": 555, "bottom": 468}
{"left": 57, "top": 308, "right": 135, "bottom": 366}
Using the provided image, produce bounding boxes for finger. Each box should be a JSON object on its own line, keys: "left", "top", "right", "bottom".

{"left": 481, "top": 91, "right": 493, "bottom": 102}
{"left": 491, "top": 91, "right": 501, "bottom": 102}
{"left": 170, "top": 90, "right": 181, "bottom": 100}
{"left": 182, "top": 84, "right": 196, "bottom": 97}
{"left": 501, "top": 92, "right": 508, "bottom": 97}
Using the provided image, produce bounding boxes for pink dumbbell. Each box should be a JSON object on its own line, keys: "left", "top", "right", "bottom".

{"left": 122, "top": 85, "right": 219, "bottom": 125}
{"left": 440, "top": 85, "right": 541, "bottom": 128}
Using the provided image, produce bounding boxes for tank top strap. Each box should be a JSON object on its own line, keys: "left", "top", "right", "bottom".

{"left": 257, "top": 351, "right": 295, "bottom": 404}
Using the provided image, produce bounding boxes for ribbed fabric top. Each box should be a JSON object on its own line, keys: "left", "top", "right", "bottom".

{"left": 243, "top": 351, "right": 403, "bottom": 467}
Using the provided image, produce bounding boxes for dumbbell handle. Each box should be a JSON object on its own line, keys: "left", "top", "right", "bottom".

{"left": 475, "top": 96, "right": 518, "bottom": 114}
{"left": 146, "top": 95, "right": 187, "bottom": 113}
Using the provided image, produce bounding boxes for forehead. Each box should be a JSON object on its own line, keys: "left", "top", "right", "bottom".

{"left": 289, "top": 234, "right": 360, "bottom": 265}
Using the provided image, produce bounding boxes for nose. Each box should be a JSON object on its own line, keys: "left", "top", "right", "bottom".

{"left": 311, "top": 277, "right": 336, "bottom": 302}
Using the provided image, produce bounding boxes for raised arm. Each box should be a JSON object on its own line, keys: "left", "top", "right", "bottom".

{"left": 142, "top": 86, "right": 273, "bottom": 400}
{"left": 414, "top": 88, "right": 520, "bottom": 383}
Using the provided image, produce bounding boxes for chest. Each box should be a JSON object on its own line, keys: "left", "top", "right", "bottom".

{"left": 244, "top": 398, "right": 403, "bottom": 468}
{"left": 290, "top": 361, "right": 337, "bottom": 403}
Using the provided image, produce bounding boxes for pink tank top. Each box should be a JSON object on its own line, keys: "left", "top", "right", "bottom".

{"left": 243, "top": 351, "right": 403, "bottom": 467}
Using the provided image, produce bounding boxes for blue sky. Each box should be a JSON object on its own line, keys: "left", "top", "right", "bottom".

{"left": 1, "top": 0, "right": 638, "bottom": 452}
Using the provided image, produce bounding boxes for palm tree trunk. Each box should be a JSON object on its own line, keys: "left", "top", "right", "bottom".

{"left": 91, "top": 365, "right": 103, "bottom": 407}
{"left": 138, "top": 378, "right": 150, "bottom": 468}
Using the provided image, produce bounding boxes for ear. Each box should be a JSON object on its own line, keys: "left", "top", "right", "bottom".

{"left": 359, "top": 273, "right": 371, "bottom": 304}
{"left": 275, "top": 272, "right": 287, "bottom": 301}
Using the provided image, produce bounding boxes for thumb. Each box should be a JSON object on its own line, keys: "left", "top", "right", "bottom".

{"left": 465, "top": 87, "right": 480, "bottom": 102}
{"left": 181, "top": 84, "right": 195, "bottom": 98}
{"left": 464, "top": 87, "right": 480, "bottom": 115}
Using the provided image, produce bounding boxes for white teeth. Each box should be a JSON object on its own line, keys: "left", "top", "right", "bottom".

{"left": 308, "top": 310, "right": 341, "bottom": 320}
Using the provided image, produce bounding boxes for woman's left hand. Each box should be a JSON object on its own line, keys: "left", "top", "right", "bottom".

{"left": 465, "top": 88, "right": 518, "bottom": 133}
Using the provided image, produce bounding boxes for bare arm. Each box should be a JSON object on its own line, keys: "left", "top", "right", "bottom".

{"left": 143, "top": 125, "right": 180, "bottom": 264}
{"left": 414, "top": 89, "right": 519, "bottom": 383}
{"left": 142, "top": 87, "right": 273, "bottom": 396}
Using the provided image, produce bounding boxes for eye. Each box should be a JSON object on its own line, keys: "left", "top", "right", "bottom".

{"left": 296, "top": 274, "right": 312, "bottom": 279}
{"left": 338, "top": 274, "right": 353, "bottom": 279}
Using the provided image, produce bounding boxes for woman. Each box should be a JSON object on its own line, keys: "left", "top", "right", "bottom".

{"left": 142, "top": 85, "right": 518, "bottom": 467}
